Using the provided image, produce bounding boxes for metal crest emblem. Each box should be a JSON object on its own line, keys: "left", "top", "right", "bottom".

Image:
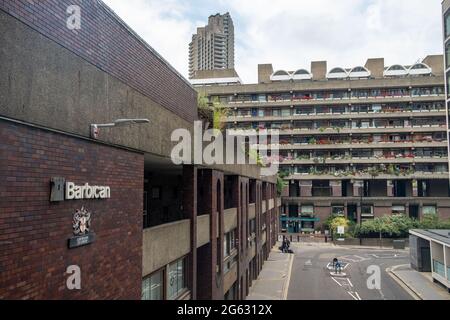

{"left": 73, "top": 207, "right": 91, "bottom": 236}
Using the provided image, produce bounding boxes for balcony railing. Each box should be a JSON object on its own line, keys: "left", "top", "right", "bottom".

{"left": 227, "top": 90, "right": 444, "bottom": 105}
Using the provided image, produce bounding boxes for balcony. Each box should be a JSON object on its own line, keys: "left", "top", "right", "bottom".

{"left": 228, "top": 125, "right": 446, "bottom": 137}
{"left": 227, "top": 110, "right": 446, "bottom": 123}
{"left": 285, "top": 172, "right": 449, "bottom": 181}
{"left": 143, "top": 219, "right": 191, "bottom": 277}
{"left": 256, "top": 141, "right": 448, "bottom": 151}
{"left": 278, "top": 156, "right": 448, "bottom": 165}
{"left": 227, "top": 95, "right": 444, "bottom": 108}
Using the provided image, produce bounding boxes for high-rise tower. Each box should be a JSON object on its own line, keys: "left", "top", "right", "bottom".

{"left": 189, "top": 13, "right": 235, "bottom": 79}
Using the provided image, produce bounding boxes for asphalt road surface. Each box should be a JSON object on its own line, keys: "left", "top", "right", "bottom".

{"left": 287, "top": 243, "right": 413, "bottom": 300}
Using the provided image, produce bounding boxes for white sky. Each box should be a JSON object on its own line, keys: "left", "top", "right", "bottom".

{"left": 103, "top": 0, "right": 444, "bottom": 84}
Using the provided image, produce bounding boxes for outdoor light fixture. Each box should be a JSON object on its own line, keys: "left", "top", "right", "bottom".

{"left": 90, "top": 118, "right": 150, "bottom": 139}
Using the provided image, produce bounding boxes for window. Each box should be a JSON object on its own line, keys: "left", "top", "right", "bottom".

{"left": 168, "top": 257, "right": 187, "bottom": 300}
{"left": 445, "top": 11, "right": 450, "bottom": 39}
{"left": 446, "top": 43, "right": 450, "bottom": 70}
{"left": 142, "top": 269, "right": 164, "bottom": 300}
{"left": 332, "top": 205, "right": 345, "bottom": 216}
{"left": 361, "top": 205, "right": 374, "bottom": 216}
{"left": 224, "top": 230, "right": 237, "bottom": 258}
{"left": 281, "top": 109, "right": 291, "bottom": 117}
{"left": 447, "top": 72, "right": 450, "bottom": 98}
{"left": 422, "top": 205, "right": 437, "bottom": 215}
{"left": 392, "top": 205, "right": 406, "bottom": 215}
{"left": 224, "top": 230, "right": 237, "bottom": 273}
{"left": 301, "top": 205, "right": 314, "bottom": 216}
{"left": 272, "top": 109, "right": 281, "bottom": 117}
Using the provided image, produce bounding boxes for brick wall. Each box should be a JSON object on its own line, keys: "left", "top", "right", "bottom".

{"left": 0, "top": 119, "right": 144, "bottom": 299}
{"left": 0, "top": 0, "right": 197, "bottom": 122}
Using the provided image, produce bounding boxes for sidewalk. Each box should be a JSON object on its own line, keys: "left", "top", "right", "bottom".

{"left": 246, "top": 245, "right": 294, "bottom": 300}
{"left": 389, "top": 265, "right": 450, "bottom": 300}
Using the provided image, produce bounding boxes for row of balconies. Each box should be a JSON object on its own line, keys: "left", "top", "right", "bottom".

{"left": 228, "top": 110, "right": 447, "bottom": 122}
{"left": 271, "top": 156, "right": 448, "bottom": 165}
{"left": 227, "top": 89, "right": 444, "bottom": 104}
{"left": 223, "top": 95, "right": 443, "bottom": 108}
{"left": 283, "top": 171, "right": 449, "bottom": 180}
{"left": 255, "top": 141, "right": 448, "bottom": 150}
{"left": 229, "top": 125, "right": 447, "bottom": 135}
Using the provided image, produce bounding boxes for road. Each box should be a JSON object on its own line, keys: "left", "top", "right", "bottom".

{"left": 287, "top": 243, "right": 413, "bottom": 300}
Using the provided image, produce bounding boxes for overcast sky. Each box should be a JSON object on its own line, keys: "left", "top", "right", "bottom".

{"left": 103, "top": 0, "right": 444, "bottom": 84}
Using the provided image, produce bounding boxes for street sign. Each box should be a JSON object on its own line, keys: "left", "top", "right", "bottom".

{"left": 337, "top": 226, "right": 345, "bottom": 235}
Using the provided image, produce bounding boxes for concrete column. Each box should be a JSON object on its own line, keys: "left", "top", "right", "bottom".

{"left": 300, "top": 180, "right": 312, "bottom": 197}
{"left": 331, "top": 180, "right": 342, "bottom": 197}
{"left": 196, "top": 169, "right": 224, "bottom": 300}
{"left": 412, "top": 180, "right": 419, "bottom": 197}
{"left": 387, "top": 180, "right": 394, "bottom": 197}
{"left": 182, "top": 165, "right": 197, "bottom": 299}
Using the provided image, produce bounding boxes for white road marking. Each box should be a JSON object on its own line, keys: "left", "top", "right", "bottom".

{"left": 347, "top": 278, "right": 354, "bottom": 288}
{"left": 355, "top": 292, "right": 362, "bottom": 300}
{"left": 348, "top": 291, "right": 358, "bottom": 300}
{"left": 331, "top": 277, "right": 343, "bottom": 287}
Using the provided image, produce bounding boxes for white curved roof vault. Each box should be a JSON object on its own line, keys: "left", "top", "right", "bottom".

{"left": 348, "top": 66, "right": 371, "bottom": 78}
{"left": 384, "top": 64, "right": 408, "bottom": 77}
{"left": 292, "top": 69, "right": 313, "bottom": 80}
{"left": 270, "top": 70, "right": 291, "bottom": 81}
{"left": 408, "top": 63, "right": 432, "bottom": 75}
{"left": 327, "top": 67, "right": 348, "bottom": 79}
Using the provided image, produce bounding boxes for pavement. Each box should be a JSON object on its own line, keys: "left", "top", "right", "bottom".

{"left": 388, "top": 264, "right": 450, "bottom": 300}
{"left": 246, "top": 245, "right": 294, "bottom": 300}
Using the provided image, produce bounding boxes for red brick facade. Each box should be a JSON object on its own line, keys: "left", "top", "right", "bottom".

{"left": 0, "top": 0, "right": 197, "bottom": 122}
{"left": 0, "top": 119, "right": 144, "bottom": 299}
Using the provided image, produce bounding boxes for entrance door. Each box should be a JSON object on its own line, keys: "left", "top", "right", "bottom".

{"left": 420, "top": 247, "right": 431, "bottom": 272}
{"left": 347, "top": 204, "right": 357, "bottom": 223}
{"left": 409, "top": 205, "right": 419, "bottom": 219}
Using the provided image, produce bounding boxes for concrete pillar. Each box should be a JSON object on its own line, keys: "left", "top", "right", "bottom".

{"left": 387, "top": 180, "right": 394, "bottom": 197}
{"left": 412, "top": 180, "right": 419, "bottom": 197}
{"left": 331, "top": 180, "right": 342, "bottom": 197}
{"left": 300, "top": 180, "right": 312, "bottom": 197}
{"left": 182, "top": 165, "right": 197, "bottom": 299}
{"left": 353, "top": 181, "right": 363, "bottom": 197}
{"left": 196, "top": 169, "right": 224, "bottom": 300}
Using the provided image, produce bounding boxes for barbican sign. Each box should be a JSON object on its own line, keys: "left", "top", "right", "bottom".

{"left": 50, "top": 177, "right": 111, "bottom": 202}
{"left": 66, "top": 182, "right": 110, "bottom": 200}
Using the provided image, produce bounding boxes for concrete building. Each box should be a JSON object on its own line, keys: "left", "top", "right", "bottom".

{"left": 189, "top": 13, "right": 235, "bottom": 79}
{"left": 0, "top": 1, "right": 280, "bottom": 300}
{"left": 197, "top": 56, "right": 450, "bottom": 232}
{"left": 410, "top": 229, "right": 450, "bottom": 292}
{"left": 443, "top": 0, "right": 450, "bottom": 181}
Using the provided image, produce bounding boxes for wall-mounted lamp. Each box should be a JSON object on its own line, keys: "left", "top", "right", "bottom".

{"left": 90, "top": 118, "right": 150, "bottom": 139}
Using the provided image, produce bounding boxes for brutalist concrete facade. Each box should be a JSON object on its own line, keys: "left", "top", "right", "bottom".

{"left": 198, "top": 56, "right": 450, "bottom": 232}
{"left": 0, "top": 1, "right": 280, "bottom": 300}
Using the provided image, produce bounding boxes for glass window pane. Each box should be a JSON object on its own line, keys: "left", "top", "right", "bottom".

{"left": 142, "top": 270, "right": 163, "bottom": 300}
{"left": 422, "top": 206, "right": 437, "bottom": 215}
{"left": 446, "top": 12, "right": 450, "bottom": 39}
{"left": 168, "top": 258, "right": 187, "bottom": 300}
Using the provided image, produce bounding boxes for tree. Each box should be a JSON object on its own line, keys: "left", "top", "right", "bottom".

{"left": 276, "top": 175, "right": 287, "bottom": 196}
{"left": 325, "top": 215, "right": 350, "bottom": 238}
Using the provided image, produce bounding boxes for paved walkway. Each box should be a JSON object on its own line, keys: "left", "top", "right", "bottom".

{"left": 246, "top": 245, "right": 294, "bottom": 300}
{"left": 389, "top": 265, "right": 450, "bottom": 300}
